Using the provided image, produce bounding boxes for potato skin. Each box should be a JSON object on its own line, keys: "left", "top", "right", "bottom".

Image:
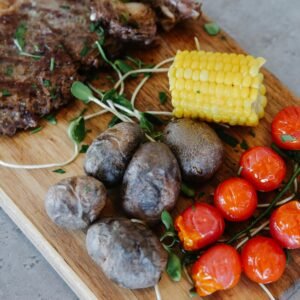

{"left": 86, "top": 218, "right": 167, "bottom": 289}
{"left": 122, "top": 142, "right": 181, "bottom": 222}
{"left": 163, "top": 119, "right": 224, "bottom": 183}
{"left": 84, "top": 122, "right": 144, "bottom": 186}
{"left": 45, "top": 176, "right": 107, "bottom": 230}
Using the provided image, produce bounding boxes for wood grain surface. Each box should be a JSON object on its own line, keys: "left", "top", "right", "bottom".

{"left": 0, "top": 15, "right": 299, "bottom": 300}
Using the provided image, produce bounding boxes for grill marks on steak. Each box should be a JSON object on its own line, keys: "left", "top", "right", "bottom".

{"left": 0, "top": 0, "right": 120, "bottom": 136}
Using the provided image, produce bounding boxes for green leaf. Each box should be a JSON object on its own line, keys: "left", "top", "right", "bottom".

{"left": 139, "top": 112, "right": 154, "bottom": 134}
{"left": 68, "top": 116, "right": 86, "bottom": 144}
{"left": 80, "top": 42, "right": 90, "bottom": 57}
{"left": 204, "top": 22, "right": 220, "bottom": 36}
{"left": 114, "top": 60, "right": 136, "bottom": 76}
{"left": 53, "top": 168, "right": 66, "bottom": 174}
{"left": 15, "top": 22, "right": 27, "bottom": 50}
{"left": 108, "top": 115, "right": 122, "bottom": 128}
{"left": 240, "top": 139, "right": 249, "bottom": 150}
{"left": 281, "top": 134, "right": 296, "bottom": 142}
{"left": 71, "top": 81, "right": 92, "bottom": 104}
{"left": 161, "top": 210, "right": 174, "bottom": 231}
{"left": 30, "top": 126, "right": 43, "bottom": 134}
{"left": 159, "top": 91, "right": 167, "bottom": 105}
{"left": 44, "top": 114, "right": 57, "bottom": 125}
{"left": 181, "top": 183, "right": 195, "bottom": 198}
{"left": 143, "top": 112, "right": 164, "bottom": 125}
{"left": 1, "top": 89, "right": 11, "bottom": 97}
{"left": 5, "top": 66, "right": 13, "bottom": 77}
{"left": 79, "top": 144, "right": 89, "bottom": 153}
{"left": 43, "top": 79, "right": 51, "bottom": 87}
{"left": 215, "top": 127, "right": 239, "bottom": 148}
{"left": 50, "top": 57, "right": 55, "bottom": 72}
{"left": 189, "top": 287, "right": 198, "bottom": 298}
{"left": 102, "top": 89, "right": 118, "bottom": 103}
{"left": 166, "top": 251, "right": 182, "bottom": 282}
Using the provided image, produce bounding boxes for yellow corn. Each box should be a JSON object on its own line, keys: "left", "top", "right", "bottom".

{"left": 168, "top": 50, "right": 267, "bottom": 126}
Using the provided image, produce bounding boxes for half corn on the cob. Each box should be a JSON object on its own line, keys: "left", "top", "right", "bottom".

{"left": 168, "top": 50, "right": 267, "bottom": 126}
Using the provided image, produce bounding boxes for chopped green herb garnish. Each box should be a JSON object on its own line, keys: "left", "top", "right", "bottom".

{"left": 43, "top": 79, "right": 51, "bottom": 87}
{"left": 30, "top": 126, "right": 43, "bottom": 134}
{"left": 80, "top": 42, "right": 90, "bottom": 57}
{"left": 108, "top": 115, "right": 121, "bottom": 128}
{"left": 1, "top": 89, "right": 11, "bottom": 97}
{"left": 159, "top": 91, "right": 167, "bottom": 105}
{"left": 281, "top": 134, "right": 296, "bottom": 142}
{"left": 215, "top": 128, "right": 239, "bottom": 148}
{"left": 181, "top": 182, "right": 195, "bottom": 198}
{"left": 240, "top": 139, "right": 249, "bottom": 150}
{"left": 5, "top": 66, "right": 13, "bottom": 77}
{"left": 53, "top": 168, "right": 66, "bottom": 174}
{"left": 79, "top": 144, "right": 90, "bottom": 153}
{"left": 204, "top": 22, "right": 220, "bottom": 36}
{"left": 60, "top": 5, "right": 70, "bottom": 9}
{"left": 44, "top": 114, "right": 57, "bottom": 125}
{"left": 249, "top": 129, "right": 256, "bottom": 137}
{"left": 50, "top": 88, "right": 58, "bottom": 100}
{"left": 50, "top": 57, "right": 55, "bottom": 72}
{"left": 15, "top": 23, "right": 27, "bottom": 51}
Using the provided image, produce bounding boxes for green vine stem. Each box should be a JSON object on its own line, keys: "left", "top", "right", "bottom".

{"left": 228, "top": 164, "right": 300, "bottom": 245}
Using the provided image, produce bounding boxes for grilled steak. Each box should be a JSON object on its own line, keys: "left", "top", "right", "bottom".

{"left": 0, "top": 0, "right": 120, "bottom": 136}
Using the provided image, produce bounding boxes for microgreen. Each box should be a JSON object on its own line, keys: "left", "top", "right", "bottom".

{"left": 161, "top": 210, "right": 174, "bottom": 232}
{"left": 30, "top": 126, "right": 43, "bottom": 134}
{"left": 43, "top": 79, "right": 51, "bottom": 87}
{"left": 165, "top": 250, "right": 182, "bottom": 282}
{"left": 108, "top": 116, "right": 121, "bottom": 128}
{"left": 181, "top": 183, "right": 195, "bottom": 198}
{"left": 68, "top": 116, "right": 86, "bottom": 144}
{"left": 53, "top": 168, "right": 66, "bottom": 174}
{"left": 50, "top": 57, "right": 55, "bottom": 72}
{"left": 80, "top": 42, "right": 90, "bottom": 57}
{"left": 15, "top": 23, "right": 27, "bottom": 51}
{"left": 79, "top": 144, "right": 89, "bottom": 153}
{"left": 1, "top": 89, "right": 11, "bottom": 97}
{"left": 139, "top": 112, "right": 154, "bottom": 134}
{"left": 204, "top": 22, "right": 220, "bottom": 36}
{"left": 159, "top": 91, "right": 167, "bottom": 105}
{"left": 114, "top": 59, "right": 135, "bottom": 76}
{"left": 71, "top": 81, "right": 93, "bottom": 104}
{"left": 44, "top": 114, "right": 57, "bottom": 125}
{"left": 215, "top": 127, "right": 239, "bottom": 148}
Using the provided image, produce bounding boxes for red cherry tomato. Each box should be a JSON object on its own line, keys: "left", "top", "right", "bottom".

{"left": 174, "top": 203, "right": 225, "bottom": 251}
{"left": 239, "top": 146, "right": 287, "bottom": 192}
{"left": 241, "top": 236, "right": 286, "bottom": 284}
{"left": 270, "top": 201, "right": 300, "bottom": 249}
{"left": 214, "top": 177, "right": 257, "bottom": 222}
{"left": 271, "top": 106, "right": 300, "bottom": 150}
{"left": 192, "top": 244, "right": 242, "bottom": 296}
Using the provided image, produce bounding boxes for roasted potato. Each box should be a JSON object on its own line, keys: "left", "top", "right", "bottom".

{"left": 122, "top": 142, "right": 181, "bottom": 222}
{"left": 163, "top": 119, "right": 224, "bottom": 183}
{"left": 86, "top": 218, "right": 167, "bottom": 289}
{"left": 45, "top": 176, "right": 107, "bottom": 230}
{"left": 84, "top": 122, "right": 144, "bottom": 186}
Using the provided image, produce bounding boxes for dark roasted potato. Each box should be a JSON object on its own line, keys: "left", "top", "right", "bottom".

{"left": 86, "top": 218, "right": 167, "bottom": 289}
{"left": 163, "top": 118, "right": 224, "bottom": 183}
{"left": 84, "top": 122, "right": 144, "bottom": 186}
{"left": 45, "top": 176, "right": 107, "bottom": 230}
{"left": 122, "top": 142, "right": 181, "bottom": 222}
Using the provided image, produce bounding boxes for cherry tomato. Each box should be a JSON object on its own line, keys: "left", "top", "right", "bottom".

{"left": 271, "top": 106, "right": 300, "bottom": 150}
{"left": 192, "top": 244, "right": 242, "bottom": 296}
{"left": 241, "top": 236, "right": 286, "bottom": 284}
{"left": 214, "top": 177, "right": 257, "bottom": 222}
{"left": 270, "top": 201, "right": 300, "bottom": 249}
{"left": 239, "top": 146, "right": 287, "bottom": 192}
{"left": 175, "top": 203, "right": 225, "bottom": 251}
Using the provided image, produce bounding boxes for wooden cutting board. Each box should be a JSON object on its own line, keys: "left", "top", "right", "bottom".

{"left": 0, "top": 15, "right": 299, "bottom": 300}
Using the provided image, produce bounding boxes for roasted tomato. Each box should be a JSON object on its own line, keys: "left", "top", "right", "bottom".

{"left": 270, "top": 201, "right": 300, "bottom": 249}
{"left": 271, "top": 106, "right": 300, "bottom": 150}
{"left": 239, "top": 146, "right": 287, "bottom": 192}
{"left": 192, "top": 244, "right": 242, "bottom": 296}
{"left": 241, "top": 236, "right": 286, "bottom": 284}
{"left": 175, "top": 203, "right": 225, "bottom": 251}
{"left": 214, "top": 177, "right": 257, "bottom": 221}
